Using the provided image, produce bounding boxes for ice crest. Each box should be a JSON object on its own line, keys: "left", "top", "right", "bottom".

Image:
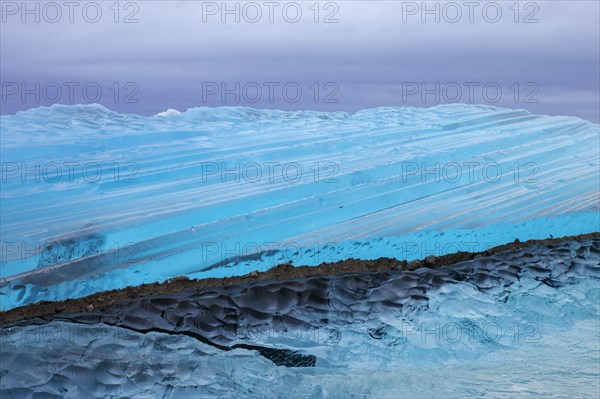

{"left": 154, "top": 108, "right": 181, "bottom": 117}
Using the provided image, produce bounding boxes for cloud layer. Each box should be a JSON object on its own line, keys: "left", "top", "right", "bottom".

{"left": 1, "top": 1, "right": 598, "bottom": 122}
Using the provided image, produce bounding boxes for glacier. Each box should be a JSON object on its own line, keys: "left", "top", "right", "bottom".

{"left": 1, "top": 104, "right": 599, "bottom": 309}
{"left": 1, "top": 236, "right": 599, "bottom": 398}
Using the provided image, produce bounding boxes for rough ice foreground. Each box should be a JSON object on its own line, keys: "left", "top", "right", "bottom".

{"left": 1, "top": 104, "right": 599, "bottom": 309}
{"left": 1, "top": 238, "right": 599, "bottom": 398}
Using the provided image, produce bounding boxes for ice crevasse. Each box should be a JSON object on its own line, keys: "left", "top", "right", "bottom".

{"left": 0, "top": 103, "right": 598, "bottom": 309}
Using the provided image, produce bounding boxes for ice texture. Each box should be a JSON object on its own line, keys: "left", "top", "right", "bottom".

{"left": 1, "top": 104, "right": 599, "bottom": 309}
{"left": 1, "top": 237, "right": 599, "bottom": 398}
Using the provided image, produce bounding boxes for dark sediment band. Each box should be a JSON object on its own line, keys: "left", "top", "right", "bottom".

{"left": 2, "top": 232, "right": 599, "bottom": 368}
{"left": 1, "top": 232, "right": 598, "bottom": 327}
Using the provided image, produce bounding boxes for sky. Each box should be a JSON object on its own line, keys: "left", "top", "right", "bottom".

{"left": 1, "top": 0, "right": 599, "bottom": 122}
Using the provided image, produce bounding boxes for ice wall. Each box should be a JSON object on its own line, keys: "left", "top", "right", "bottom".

{"left": 1, "top": 104, "right": 598, "bottom": 308}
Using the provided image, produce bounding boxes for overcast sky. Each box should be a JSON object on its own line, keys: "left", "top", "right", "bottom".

{"left": 1, "top": 0, "right": 599, "bottom": 122}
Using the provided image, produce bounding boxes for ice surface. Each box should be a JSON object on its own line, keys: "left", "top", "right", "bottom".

{"left": 1, "top": 104, "right": 599, "bottom": 309}
{"left": 1, "top": 238, "right": 599, "bottom": 398}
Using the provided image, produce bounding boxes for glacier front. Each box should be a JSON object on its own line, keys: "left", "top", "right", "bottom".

{"left": 0, "top": 104, "right": 599, "bottom": 309}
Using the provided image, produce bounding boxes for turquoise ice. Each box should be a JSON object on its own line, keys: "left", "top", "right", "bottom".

{"left": 0, "top": 104, "right": 598, "bottom": 309}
